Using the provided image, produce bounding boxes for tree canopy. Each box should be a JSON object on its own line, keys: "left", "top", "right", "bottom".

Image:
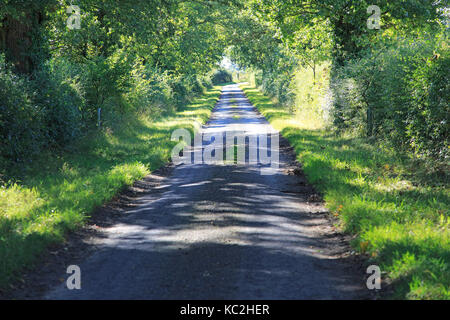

{"left": 0, "top": 0, "right": 448, "bottom": 159}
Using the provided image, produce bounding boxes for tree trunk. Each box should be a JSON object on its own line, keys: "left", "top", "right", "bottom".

{"left": 367, "top": 107, "right": 374, "bottom": 137}
{"left": 0, "top": 12, "right": 42, "bottom": 74}
{"left": 312, "top": 61, "right": 316, "bottom": 85}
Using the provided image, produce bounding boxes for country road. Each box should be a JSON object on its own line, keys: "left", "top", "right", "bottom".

{"left": 45, "top": 84, "right": 367, "bottom": 300}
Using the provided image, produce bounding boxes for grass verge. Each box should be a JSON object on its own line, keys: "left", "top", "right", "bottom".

{"left": 241, "top": 84, "right": 449, "bottom": 300}
{"left": 0, "top": 86, "right": 223, "bottom": 289}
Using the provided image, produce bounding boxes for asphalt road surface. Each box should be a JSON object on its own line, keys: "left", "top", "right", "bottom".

{"left": 45, "top": 84, "right": 366, "bottom": 299}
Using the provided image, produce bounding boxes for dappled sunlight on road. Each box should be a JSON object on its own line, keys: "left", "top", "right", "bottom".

{"left": 45, "top": 85, "right": 366, "bottom": 300}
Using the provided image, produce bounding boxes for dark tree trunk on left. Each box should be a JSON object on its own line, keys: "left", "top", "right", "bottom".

{"left": 0, "top": 12, "right": 43, "bottom": 74}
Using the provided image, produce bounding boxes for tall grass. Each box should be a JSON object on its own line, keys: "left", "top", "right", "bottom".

{"left": 241, "top": 84, "right": 449, "bottom": 300}
{"left": 0, "top": 86, "right": 222, "bottom": 289}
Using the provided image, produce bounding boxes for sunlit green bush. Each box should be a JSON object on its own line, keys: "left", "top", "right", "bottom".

{"left": 211, "top": 68, "right": 232, "bottom": 85}
{"left": 33, "top": 58, "right": 84, "bottom": 147}
{"left": 0, "top": 56, "right": 44, "bottom": 162}
{"left": 259, "top": 71, "right": 295, "bottom": 107}
{"left": 331, "top": 33, "right": 449, "bottom": 160}
{"left": 291, "top": 63, "right": 331, "bottom": 129}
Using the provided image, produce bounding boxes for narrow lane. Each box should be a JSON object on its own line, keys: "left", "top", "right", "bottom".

{"left": 45, "top": 84, "right": 365, "bottom": 299}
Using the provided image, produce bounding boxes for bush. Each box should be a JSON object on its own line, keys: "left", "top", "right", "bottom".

{"left": 169, "top": 74, "right": 214, "bottom": 110}
{"left": 330, "top": 34, "right": 449, "bottom": 160}
{"left": 0, "top": 49, "right": 218, "bottom": 166}
{"left": 126, "top": 62, "right": 175, "bottom": 117}
{"left": 170, "top": 76, "right": 192, "bottom": 110}
{"left": 126, "top": 61, "right": 216, "bottom": 115}
{"left": 200, "top": 75, "right": 213, "bottom": 89}
{"left": 81, "top": 53, "right": 133, "bottom": 122}
{"left": 259, "top": 70, "right": 295, "bottom": 108}
{"left": 0, "top": 56, "right": 43, "bottom": 162}
{"left": 33, "top": 59, "right": 84, "bottom": 147}
{"left": 291, "top": 63, "right": 331, "bottom": 128}
{"left": 189, "top": 75, "right": 206, "bottom": 95}
{"left": 408, "top": 45, "right": 449, "bottom": 159}
{"left": 211, "top": 69, "right": 232, "bottom": 85}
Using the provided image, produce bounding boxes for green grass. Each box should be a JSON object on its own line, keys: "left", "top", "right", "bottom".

{"left": 241, "top": 84, "right": 449, "bottom": 300}
{"left": 0, "top": 86, "right": 223, "bottom": 289}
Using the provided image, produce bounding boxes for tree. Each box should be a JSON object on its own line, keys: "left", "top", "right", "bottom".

{"left": 0, "top": 0, "right": 57, "bottom": 73}
{"left": 252, "top": 0, "right": 448, "bottom": 66}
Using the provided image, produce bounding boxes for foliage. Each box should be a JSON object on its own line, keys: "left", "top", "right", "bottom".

{"left": 0, "top": 1, "right": 239, "bottom": 289}
{"left": 226, "top": 11, "right": 298, "bottom": 105}
{"left": 0, "top": 55, "right": 43, "bottom": 162}
{"left": 1, "top": 0, "right": 449, "bottom": 298}
{"left": 252, "top": 0, "right": 447, "bottom": 65}
{"left": 0, "top": 0, "right": 239, "bottom": 164}
{"left": 211, "top": 68, "right": 233, "bottom": 85}
{"left": 331, "top": 33, "right": 449, "bottom": 160}
{"left": 229, "top": 2, "right": 449, "bottom": 162}
{"left": 33, "top": 58, "right": 84, "bottom": 146}
{"left": 0, "top": 85, "right": 223, "bottom": 289}
{"left": 291, "top": 63, "right": 332, "bottom": 128}
{"left": 242, "top": 84, "right": 450, "bottom": 300}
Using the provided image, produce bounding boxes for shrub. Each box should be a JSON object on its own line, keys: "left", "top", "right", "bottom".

{"left": 211, "top": 68, "right": 232, "bottom": 85}
{"left": 291, "top": 63, "right": 331, "bottom": 128}
{"left": 260, "top": 71, "right": 295, "bottom": 108}
{"left": 32, "top": 58, "right": 84, "bottom": 147}
{"left": 81, "top": 54, "right": 133, "bottom": 122}
{"left": 0, "top": 56, "right": 43, "bottom": 162}
{"left": 170, "top": 76, "right": 192, "bottom": 110}
{"left": 407, "top": 44, "right": 449, "bottom": 160}
{"left": 200, "top": 75, "right": 213, "bottom": 89}
{"left": 126, "top": 62, "right": 175, "bottom": 117}
{"left": 330, "top": 34, "right": 449, "bottom": 160}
